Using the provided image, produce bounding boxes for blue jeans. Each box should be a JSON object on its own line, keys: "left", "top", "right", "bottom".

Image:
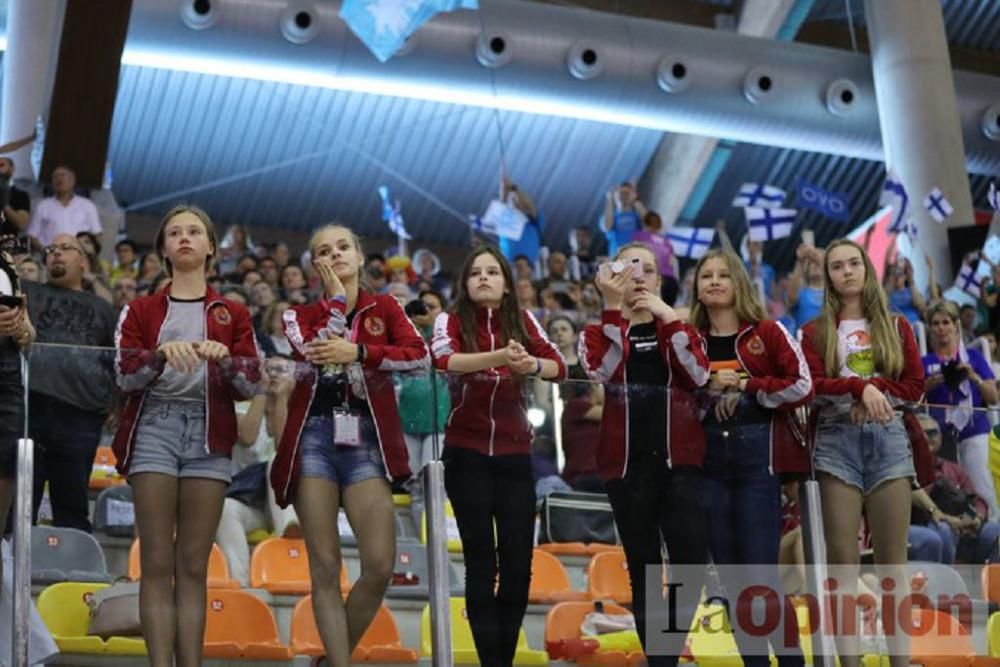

{"left": 703, "top": 421, "right": 803, "bottom": 667}
{"left": 910, "top": 520, "right": 1000, "bottom": 564}
{"left": 908, "top": 525, "right": 949, "bottom": 563}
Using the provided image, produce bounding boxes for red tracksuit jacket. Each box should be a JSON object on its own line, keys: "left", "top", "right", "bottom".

{"left": 112, "top": 286, "right": 260, "bottom": 475}
{"left": 270, "top": 290, "right": 429, "bottom": 507}
{"left": 578, "top": 310, "right": 710, "bottom": 480}
{"left": 430, "top": 307, "right": 567, "bottom": 456}
{"left": 698, "top": 319, "right": 814, "bottom": 476}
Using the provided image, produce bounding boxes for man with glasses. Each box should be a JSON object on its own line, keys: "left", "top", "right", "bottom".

{"left": 27, "top": 165, "right": 102, "bottom": 249}
{"left": 909, "top": 413, "right": 1000, "bottom": 564}
{"left": 22, "top": 234, "right": 116, "bottom": 531}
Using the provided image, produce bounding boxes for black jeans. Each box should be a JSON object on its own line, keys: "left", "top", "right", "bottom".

{"left": 29, "top": 392, "right": 104, "bottom": 532}
{"left": 443, "top": 447, "right": 536, "bottom": 667}
{"left": 0, "top": 348, "right": 23, "bottom": 479}
{"left": 605, "top": 455, "right": 709, "bottom": 667}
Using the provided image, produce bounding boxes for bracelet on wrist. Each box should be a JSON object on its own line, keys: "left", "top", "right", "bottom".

{"left": 356, "top": 343, "right": 365, "bottom": 363}
{"left": 534, "top": 358, "right": 542, "bottom": 376}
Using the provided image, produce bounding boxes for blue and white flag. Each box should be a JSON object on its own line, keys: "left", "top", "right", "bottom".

{"left": 732, "top": 182, "right": 786, "bottom": 209}
{"left": 879, "top": 169, "right": 909, "bottom": 234}
{"left": 341, "top": 0, "right": 479, "bottom": 63}
{"left": 795, "top": 177, "right": 850, "bottom": 222}
{"left": 745, "top": 207, "right": 796, "bottom": 242}
{"left": 667, "top": 227, "right": 715, "bottom": 259}
{"left": 954, "top": 262, "right": 982, "bottom": 299}
{"left": 378, "top": 186, "right": 411, "bottom": 239}
{"left": 988, "top": 182, "right": 999, "bottom": 212}
{"left": 924, "top": 187, "right": 954, "bottom": 224}
{"left": 476, "top": 200, "right": 527, "bottom": 241}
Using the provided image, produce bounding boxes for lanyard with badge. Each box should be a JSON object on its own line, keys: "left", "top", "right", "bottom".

{"left": 333, "top": 376, "right": 362, "bottom": 446}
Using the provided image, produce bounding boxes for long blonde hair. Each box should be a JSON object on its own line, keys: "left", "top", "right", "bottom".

{"left": 814, "top": 239, "right": 903, "bottom": 378}
{"left": 688, "top": 249, "right": 766, "bottom": 330}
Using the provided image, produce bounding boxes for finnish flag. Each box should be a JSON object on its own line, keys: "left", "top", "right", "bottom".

{"left": 924, "top": 187, "right": 954, "bottom": 224}
{"left": 954, "top": 263, "right": 982, "bottom": 299}
{"left": 378, "top": 186, "right": 411, "bottom": 240}
{"left": 341, "top": 0, "right": 479, "bottom": 63}
{"left": 879, "top": 169, "right": 909, "bottom": 233}
{"left": 732, "top": 183, "right": 786, "bottom": 209}
{"left": 667, "top": 227, "right": 715, "bottom": 259}
{"left": 745, "top": 207, "right": 796, "bottom": 242}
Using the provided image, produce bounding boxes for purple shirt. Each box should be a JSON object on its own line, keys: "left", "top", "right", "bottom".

{"left": 632, "top": 230, "right": 675, "bottom": 279}
{"left": 923, "top": 347, "right": 995, "bottom": 440}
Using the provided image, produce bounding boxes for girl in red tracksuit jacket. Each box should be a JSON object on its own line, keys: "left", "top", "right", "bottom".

{"left": 579, "top": 241, "right": 710, "bottom": 667}
{"left": 430, "top": 246, "right": 566, "bottom": 667}
{"left": 800, "top": 239, "right": 924, "bottom": 667}
{"left": 113, "top": 205, "right": 259, "bottom": 667}
{"left": 690, "top": 249, "right": 812, "bottom": 667}
{"left": 270, "top": 224, "right": 428, "bottom": 667}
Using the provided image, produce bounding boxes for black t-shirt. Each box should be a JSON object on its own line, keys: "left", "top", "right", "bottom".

{"left": 308, "top": 310, "right": 372, "bottom": 418}
{"left": 0, "top": 186, "right": 31, "bottom": 237}
{"left": 625, "top": 322, "right": 669, "bottom": 456}
{"left": 705, "top": 332, "right": 770, "bottom": 425}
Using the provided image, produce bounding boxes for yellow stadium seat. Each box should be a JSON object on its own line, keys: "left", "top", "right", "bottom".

{"left": 129, "top": 539, "right": 240, "bottom": 589}
{"left": 393, "top": 493, "right": 413, "bottom": 508}
{"left": 36, "top": 582, "right": 147, "bottom": 656}
{"left": 420, "top": 597, "right": 548, "bottom": 665}
{"left": 246, "top": 528, "right": 273, "bottom": 545}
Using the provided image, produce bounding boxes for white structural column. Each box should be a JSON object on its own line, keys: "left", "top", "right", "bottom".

{"left": 641, "top": 0, "right": 797, "bottom": 226}
{"left": 864, "top": 0, "right": 972, "bottom": 285}
{"left": 1, "top": 0, "right": 66, "bottom": 179}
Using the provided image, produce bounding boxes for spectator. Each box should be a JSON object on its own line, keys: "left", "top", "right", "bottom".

{"left": 137, "top": 252, "right": 162, "bottom": 286}
{"left": 25, "top": 233, "right": 117, "bottom": 531}
{"left": 910, "top": 414, "right": 1000, "bottom": 563}
{"left": 222, "top": 286, "right": 248, "bottom": 306}
{"left": 498, "top": 173, "right": 542, "bottom": 267}
{"left": 216, "top": 357, "right": 298, "bottom": 585}
{"left": 602, "top": 182, "right": 646, "bottom": 257}
{"left": 217, "top": 224, "right": 253, "bottom": 275}
{"left": 0, "top": 156, "right": 31, "bottom": 235}
{"left": 547, "top": 251, "right": 569, "bottom": 283}
{"left": 365, "top": 254, "right": 388, "bottom": 292}
{"left": 568, "top": 225, "right": 598, "bottom": 279}
{"left": 280, "top": 264, "right": 308, "bottom": 304}
{"left": 546, "top": 315, "right": 586, "bottom": 385}
{"left": 923, "top": 300, "right": 999, "bottom": 519}
{"left": 249, "top": 281, "right": 276, "bottom": 328}
{"left": 559, "top": 383, "right": 603, "bottom": 493}
{"left": 412, "top": 248, "right": 450, "bottom": 297}
{"left": 960, "top": 305, "right": 978, "bottom": 345}
{"left": 786, "top": 244, "right": 825, "bottom": 332}
{"left": 242, "top": 270, "right": 263, "bottom": 292}
{"left": 16, "top": 256, "right": 41, "bottom": 283}
{"left": 112, "top": 275, "right": 137, "bottom": 312}
{"left": 258, "top": 300, "right": 292, "bottom": 357}
{"left": 884, "top": 257, "right": 925, "bottom": 325}
{"left": 110, "top": 239, "right": 138, "bottom": 283}
{"left": 27, "top": 166, "right": 102, "bottom": 248}
{"left": 976, "top": 330, "right": 1000, "bottom": 379}
{"left": 512, "top": 255, "right": 534, "bottom": 282}
{"left": 576, "top": 279, "right": 603, "bottom": 324}
{"left": 419, "top": 289, "right": 446, "bottom": 322}
{"left": 258, "top": 256, "right": 280, "bottom": 288}
{"left": 632, "top": 212, "right": 679, "bottom": 305}
{"left": 979, "top": 262, "right": 1000, "bottom": 334}
{"left": 272, "top": 241, "right": 290, "bottom": 269}
{"left": 75, "top": 231, "right": 114, "bottom": 304}
{"left": 515, "top": 277, "right": 540, "bottom": 316}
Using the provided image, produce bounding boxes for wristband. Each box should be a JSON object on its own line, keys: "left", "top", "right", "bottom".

{"left": 534, "top": 358, "right": 542, "bottom": 376}
{"left": 357, "top": 343, "right": 366, "bottom": 363}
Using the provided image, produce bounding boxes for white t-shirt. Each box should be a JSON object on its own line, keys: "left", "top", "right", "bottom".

{"left": 28, "top": 195, "right": 102, "bottom": 247}
{"left": 231, "top": 400, "right": 275, "bottom": 475}
{"left": 837, "top": 318, "right": 875, "bottom": 379}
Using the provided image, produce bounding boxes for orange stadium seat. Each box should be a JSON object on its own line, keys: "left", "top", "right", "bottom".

{"left": 128, "top": 539, "right": 240, "bottom": 589}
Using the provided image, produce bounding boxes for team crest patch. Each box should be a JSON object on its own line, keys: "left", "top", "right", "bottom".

{"left": 746, "top": 335, "right": 765, "bottom": 355}
{"left": 211, "top": 305, "right": 232, "bottom": 326}
{"left": 365, "top": 316, "right": 386, "bottom": 337}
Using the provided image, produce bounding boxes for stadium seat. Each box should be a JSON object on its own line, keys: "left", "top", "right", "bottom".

{"left": 31, "top": 526, "right": 112, "bottom": 585}
{"left": 89, "top": 446, "right": 125, "bottom": 490}
{"left": 202, "top": 589, "right": 291, "bottom": 660}
{"left": 291, "top": 596, "right": 418, "bottom": 662}
{"left": 420, "top": 597, "right": 548, "bottom": 665}
{"left": 981, "top": 563, "right": 1000, "bottom": 605}
{"left": 421, "top": 500, "right": 464, "bottom": 553}
{"left": 246, "top": 528, "right": 273, "bottom": 545}
{"left": 93, "top": 484, "right": 135, "bottom": 538}
{"left": 905, "top": 607, "right": 998, "bottom": 667}
{"left": 529, "top": 549, "right": 589, "bottom": 604}
{"left": 249, "top": 537, "right": 348, "bottom": 594}
{"left": 587, "top": 549, "right": 632, "bottom": 605}
{"left": 537, "top": 542, "right": 620, "bottom": 557}
{"left": 388, "top": 542, "right": 464, "bottom": 600}
{"left": 128, "top": 539, "right": 240, "bottom": 589}
{"left": 393, "top": 493, "right": 412, "bottom": 508}
{"left": 686, "top": 603, "right": 741, "bottom": 667}
{"left": 36, "top": 582, "right": 147, "bottom": 656}
{"left": 544, "top": 600, "right": 641, "bottom": 665}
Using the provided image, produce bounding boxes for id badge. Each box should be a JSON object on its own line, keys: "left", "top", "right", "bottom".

{"left": 333, "top": 409, "right": 361, "bottom": 447}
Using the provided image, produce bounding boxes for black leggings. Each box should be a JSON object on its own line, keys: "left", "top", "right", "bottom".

{"left": 443, "top": 447, "right": 536, "bottom": 667}
{"left": 605, "top": 458, "right": 709, "bottom": 667}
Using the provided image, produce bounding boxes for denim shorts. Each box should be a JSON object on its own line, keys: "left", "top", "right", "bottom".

{"left": 298, "top": 414, "right": 386, "bottom": 488}
{"left": 813, "top": 416, "right": 914, "bottom": 494}
{"left": 129, "top": 399, "right": 231, "bottom": 483}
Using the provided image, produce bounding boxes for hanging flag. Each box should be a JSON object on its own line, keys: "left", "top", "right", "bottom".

{"left": 667, "top": 227, "right": 715, "bottom": 259}
{"left": 954, "top": 262, "right": 982, "bottom": 299}
{"left": 879, "top": 169, "right": 909, "bottom": 234}
{"left": 477, "top": 200, "right": 527, "bottom": 241}
{"left": 340, "top": 0, "right": 479, "bottom": 63}
{"left": 731, "top": 183, "right": 786, "bottom": 209}
{"left": 745, "top": 207, "right": 796, "bottom": 242}
{"left": 795, "top": 177, "right": 850, "bottom": 222}
{"left": 924, "top": 187, "right": 954, "bottom": 224}
{"left": 377, "top": 186, "right": 411, "bottom": 240}
{"left": 988, "top": 182, "right": 999, "bottom": 212}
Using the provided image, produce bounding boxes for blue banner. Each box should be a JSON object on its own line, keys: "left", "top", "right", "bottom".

{"left": 796, "top": 177, "right": 850, "bottom": 222}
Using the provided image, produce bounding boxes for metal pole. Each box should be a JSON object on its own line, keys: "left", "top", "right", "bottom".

{"left": 798, "top": 479, "right": 835, "bottom": 667}
{"left": 552, "top": 381, "right": 565, "bottom": 473}
{"left": 12, "top": 350, "right": 33, "bottom": 667}
{"left": 424, "top": 460, "right": 453, "bottom": 667}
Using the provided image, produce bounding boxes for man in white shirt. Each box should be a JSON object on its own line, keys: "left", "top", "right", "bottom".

{"left": 27, "top": 166, "right": 102, "bottom": 248}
